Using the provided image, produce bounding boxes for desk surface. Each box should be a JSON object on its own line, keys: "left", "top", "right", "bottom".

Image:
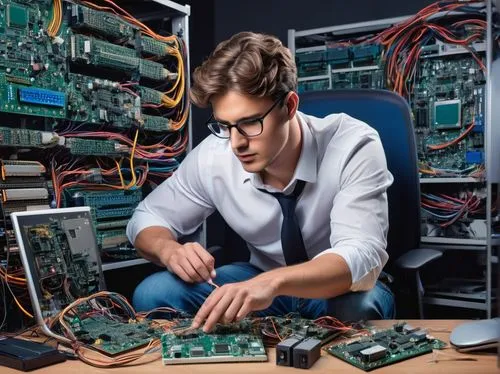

{"left": 2, "top": 320, "right": 498, "bottom": 374}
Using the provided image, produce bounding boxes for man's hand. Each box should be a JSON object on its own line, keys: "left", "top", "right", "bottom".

{"left": 191, "top": 276, "right": 279, "bottom": 332}
{"left": 162, "top": 241, "right": 216, "bottom": 283}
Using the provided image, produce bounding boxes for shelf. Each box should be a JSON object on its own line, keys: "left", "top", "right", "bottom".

{"left": 422, "top": 243, "right": 486, "bottom": 251}
{"left": 332, "top": 65, "right": 380, "bottom": 73}
{"left": 425, "top": 290, "right": 493, "bottom": 301}
{"left": 102, "top": 258, "right": 150, "bottom": 271}
{"left": 423, "top": 296, "right": 488, "bottom": 310}
{"left": 421, "top": 237, "right": 500, "bottom": 246}
{"left": 298, "top": 75, "right": 330, "bottom": 82}
{"left": 422, "top": 237, "right": 486, "bottom": 245}
{"left": 150, "top": 0, "right": 190, "bottom": 16}
{"left": 419, "top": 177, "right": 484, "bottom": 184}
{"left": 296, "top": 45, "right": 326, "bottom": 53}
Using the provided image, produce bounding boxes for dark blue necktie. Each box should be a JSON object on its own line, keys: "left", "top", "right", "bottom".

{"left": 263, "top": 180, "right": 308, "bottom": 266}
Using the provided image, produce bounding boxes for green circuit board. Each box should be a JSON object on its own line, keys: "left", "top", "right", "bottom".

{"left": 19, "top": 211, "right": 102, "bottom": 318}
{"left": 70, "top": 315, "right": 162, "bottom": 356}
{"left": 327, "top": 322, "right": 446, "bottom": 371}
{"left": 161, "top": 321, "right": 267, "bottom": 364}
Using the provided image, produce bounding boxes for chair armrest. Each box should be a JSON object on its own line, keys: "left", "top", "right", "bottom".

{"left": 395, "top": 248, "right": 443, "bottom": 270}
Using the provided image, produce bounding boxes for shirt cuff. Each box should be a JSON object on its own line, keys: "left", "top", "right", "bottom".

{"left": 313, "top": 246, "right": 381, "bottom": 292}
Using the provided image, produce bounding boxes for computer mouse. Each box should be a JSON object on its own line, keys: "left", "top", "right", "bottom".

{"left": 450, "top": 319, "right": 500, "bottom": 351}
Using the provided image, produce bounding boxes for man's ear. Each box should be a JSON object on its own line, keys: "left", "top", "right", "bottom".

{"left": 285, "top": 91, "right": 299, "bottom": 120}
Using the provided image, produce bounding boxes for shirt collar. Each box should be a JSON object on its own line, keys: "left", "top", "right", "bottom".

{"left": 240, "top": 111, "right": 318, "bottom": 191}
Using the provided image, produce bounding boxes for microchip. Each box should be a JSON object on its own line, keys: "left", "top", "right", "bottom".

{"left": 360, "top": 344, "right": 387, "bottom": 362}
{"left": 344, "top": 342, "right": 368, "bottom": 355}
{"left": 214, "top": 343, "right": 230, "bottom": 354}
{"left": 434, "top": 99, "right": 461, "bottom": 129}
{"left": 416, "top": 107, "right": 428, "bottom": 127}
{"left": 395, "top": 336, "right": 411, "bottom": 345}
{"left": 239, "top": 343, "right": 249, "bottom": 350}
{"left": 190, "top": 347, "right": 205, "bottom": 357}
{"left": 7, "top": 5, "right": 28, "bottom": 28}
{"left": 373, "top": 331, "right": 388, "bottom": 340}
{"left": 98, "top": 333, "right": 112, "bottom": 341}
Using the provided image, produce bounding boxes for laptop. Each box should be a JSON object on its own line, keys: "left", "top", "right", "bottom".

{"left": 11, "top": 207, "right": 105, "bottom": 343}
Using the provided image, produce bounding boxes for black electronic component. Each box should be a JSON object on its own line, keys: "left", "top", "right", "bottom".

{"left": 292, "top": 338, "right": 322, "bottom": 369}
{"left": 189, "top": 347, "right": 205, "bottom": 357}
{"left": 416, "top": 106, "right": 428, "bottom": 127}
{"left": 214, "top": 343, "right": 230, "bottom": 354}
{"left": 276, "top": 336, "right": 302, "bottom": 367}
{"left": 344, "top": 341, "right": 369, "bottom": 355}
{"left": 393, "top": 322, "right": 405, "bottom": 333}
{"left": 0, "top": 338, "right": 66, "bottom": 371}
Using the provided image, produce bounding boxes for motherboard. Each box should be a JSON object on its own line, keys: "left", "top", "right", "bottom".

{"left": 327, "top": 322, "right": 446, "bottom": 371}
{"left": 161, "top": 320, "right": 267, "bottom": 364}
{"left": 16, "top": 208, "right": 102, "bottom": 318}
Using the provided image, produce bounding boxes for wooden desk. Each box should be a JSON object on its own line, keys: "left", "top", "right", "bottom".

{"left": 2, "top": 320, "right": 497, "bottom": 373}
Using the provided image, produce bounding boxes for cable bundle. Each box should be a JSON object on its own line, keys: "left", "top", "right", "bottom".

{"left": 421, "top": 191, "right": 486, "bottom": 227}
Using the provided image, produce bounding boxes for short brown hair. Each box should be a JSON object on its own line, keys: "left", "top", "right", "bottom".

{"left": 191, "top": 32, "right": 297, "bottom": 108}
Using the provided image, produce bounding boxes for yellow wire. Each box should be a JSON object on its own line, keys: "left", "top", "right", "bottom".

{"left": 48, "top": 0, "right": 62, "bottom": 37}
{"left": 13, "top": 294, "right": 33, "bottom": 319}
{"left": 123, "top": 129, "right": 139, "bottom": 190}
{"left": 114, "top": 159, "right": 125, "bottom": 188}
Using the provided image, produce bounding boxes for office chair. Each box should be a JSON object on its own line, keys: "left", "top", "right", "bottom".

{"left": 210, "top": 89, "right": 442, "bottom": 318}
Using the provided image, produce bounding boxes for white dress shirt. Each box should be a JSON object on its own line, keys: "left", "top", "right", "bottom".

{"left": 127, "top": 112, "right": 394, "bottom": 291}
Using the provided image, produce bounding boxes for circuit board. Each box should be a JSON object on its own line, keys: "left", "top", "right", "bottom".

{"left": 0, "top": 0, "right": 188, "bottom": 332}
{"left": 327, "top": 322, "right": 446, "bottom": 371}
{"left": 161, "top": 320, "right": 267, "bottom": 364}
{"left": 293, "top": 9, "right": 489, "bottom": 244}
{"left": 295, "top": 23, "right": 486, "bottom": 178}
{"left": 260, "top": 316, "right": 343, "bottom": 345}
{"left": 0, "top": 0, "right": 185, "bottom": 265}
{"left": 63, "top": 188, "right": 142, "bottom": 260}
{"left": 413, "top": 56, "right": 485, "bottom": 173}
{"left": 13, "top": 208, "right": 103, "bottom": 318}
{"left": 0, "top": 1, "right": 67, "bottom": 118}
{"left": 70, "top": 315, "right": 162, "bottom": 356}
{"left": 0, "top": 1, "right": 177, "bottom": 121}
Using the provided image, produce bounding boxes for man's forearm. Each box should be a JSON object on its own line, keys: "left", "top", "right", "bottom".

{"left": 259, "top": 253, "right": 352, "bottom": 299}
{"left": 133, "top": 226, "right": 179, "bottom": 267}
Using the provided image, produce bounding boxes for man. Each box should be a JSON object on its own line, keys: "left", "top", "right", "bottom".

{"left": 127, "top": 32, "right": 394, "bottom": 332}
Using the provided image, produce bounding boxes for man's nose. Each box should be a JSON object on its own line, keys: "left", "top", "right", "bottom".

{"left": 230, "top": 127, "right": 248, "bottom": 150}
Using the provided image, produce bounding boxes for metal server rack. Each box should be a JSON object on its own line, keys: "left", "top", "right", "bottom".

{"left": 288, "top": 2, "right": 500, "bottom": 318}
{"left": 101, "top": 1, "right": 207, "bottom": 272}
{"left": 0, "top": 1, "right": 200, "bottom": 270}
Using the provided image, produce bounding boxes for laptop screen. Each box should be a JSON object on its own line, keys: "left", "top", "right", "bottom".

{"left": 11, "top": 207, "right": 105, "bottom": 339}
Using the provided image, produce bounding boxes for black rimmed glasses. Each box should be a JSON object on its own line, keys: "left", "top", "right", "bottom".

{"left": 206, "top": 94, "right": 288, "bottom": 139}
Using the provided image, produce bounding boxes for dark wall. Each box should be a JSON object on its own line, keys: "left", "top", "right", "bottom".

{"left": 213, "top": 0, "right": 437, "bottom": 44}
{"left": 183, "top": 0, "right": 216, "bottom": 147}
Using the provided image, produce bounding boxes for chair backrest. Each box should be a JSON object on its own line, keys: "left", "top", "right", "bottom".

{"left": 298, "top": 89, "right": 420, "bottom": 269}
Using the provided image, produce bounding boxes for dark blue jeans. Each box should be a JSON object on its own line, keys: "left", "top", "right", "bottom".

{"left": 133, "top": 262, "right": 395, "bottom": 321}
